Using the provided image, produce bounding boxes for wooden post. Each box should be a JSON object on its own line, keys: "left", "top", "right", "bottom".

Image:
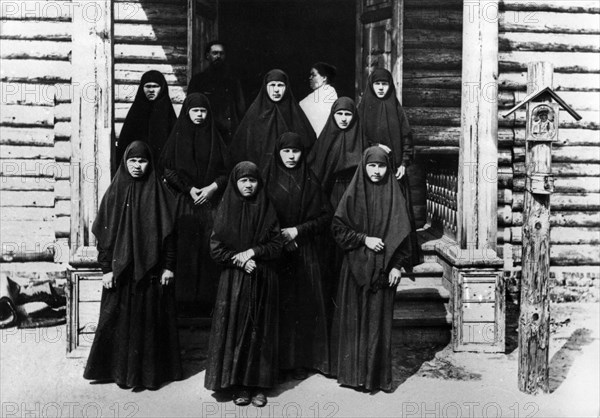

{"left": 518, "top": 62, "right": 554, "bottom": 394}
{"left": 70, "top": 0, "right": 112, "bottom": 262}
{"left": 442, "top": 0, "right": 504, "bottom": 353}
{"left": 391, "top": 0, "right": 404, "bottom": 101}
{"left": 458, "top": 0, "right": 499, "bottom": 252}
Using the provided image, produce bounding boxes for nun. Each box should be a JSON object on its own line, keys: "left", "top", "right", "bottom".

{"left": 264, "top": 132, "right": 331, "bottom": 380}
{"left": 115, "top": 70, "right": 177, "bottom": 174}
{"left": 84, "top": 141, "right": 182, "bottom": 390}
{"left": 309, "top": 96, "right": 366, "bottom": 210}
{"left": 330, "top": 146, "right": 417, "bottom": 392}
{"left": 160, "top": 93, "right": 230, "bottom": 317}
{"left": 308, "top": 96, "right": 366, "bottom": 323}
{"left": 358, "top": 68, "right": 423, "bottom": 268}
{"left": 204, "top": 161, "right": 284, "bottom": 407}
{"left": 229, "top": 69, "right": 316, "bottom": 170}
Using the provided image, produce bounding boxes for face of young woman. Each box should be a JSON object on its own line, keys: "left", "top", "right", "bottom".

{"left": 365, "top": 162, "right": 388, "bottom": 183}
{"left": 237, "top": 176, "right": 259, "bottom": 197}
{"left": 143, "top": 82, "right": 161, "bottom": 101}
{"left": 188, "top": 107, "right": 208, "bottom": 125}
{"left": 309, "top": 68, "right": 326, "bottom": 90}
{"left": 266, "top": 81, "right": 286, "bottom": 102}
{"left": 372, "top": 81, "right": 390, "bottom": 99}
{"left": 333, "top": 110, "right": 353, "bottom": 129}
{"left": 279, "top": 148, "right": 302, "bottom": 168}
{"left": 126, "top": 157, "right": 150, "bottom": 178}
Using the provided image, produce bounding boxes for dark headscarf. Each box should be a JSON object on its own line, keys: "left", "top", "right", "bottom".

{"left": 212, "top": 162, "right": 279, "bottom": 252}
{"left": 93, "top": 141, "right": 176, "bottom": 283}
{"left": 117, "top": 70, "right": 177, "bottom": 171}
{"left": 264, "top": 132, "right": 326, "bottom": 230}
{"left": 334, "top": 146, "right": 410, "bottom": 290}
{"left": 160, "top": 93, "right": 230, "bottom": 189}
{"left": 358, "top": 68, "right": 413, "bottom": 167}
{"left": 230, "top": 69, "right": 316, "bottom": 169}
{"left": 308, "top": 97, "right": 366, "bottom": 192}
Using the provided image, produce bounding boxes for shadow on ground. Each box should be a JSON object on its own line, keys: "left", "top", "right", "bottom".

{"left": 549, "top": 328, "right": 595, "bottom": 393}
{"left": 392, "top": 342, "right": 481, "bottom": 391}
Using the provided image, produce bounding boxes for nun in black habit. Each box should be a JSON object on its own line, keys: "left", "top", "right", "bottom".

{"left": 358, "top": 68, "right": 423, "bottom": 268}
{"left": 115, "top": 70, "right": 177, "bottom": 174}
{"left": 264, "top": 132, "right": 332, "bottom": 379}
{"left": 309, "top": 96, "right": 366, "bottom": 210}
{"left": 84, "top": 141, "right": 182, "bottom": 390}
{"left": 308, "top": 96, "right": 367, "bottom": 325}
{"left": 229, "top": 69, "right": 316, "bottom": 170}
{"left": 331, "top": 146, "right": 416, "bottom": 392}
{"left": 160, "top": 93, "right": 230, "bottom": 316}
{"left": 205, "top": 161, "right": 284, "bottom": 407}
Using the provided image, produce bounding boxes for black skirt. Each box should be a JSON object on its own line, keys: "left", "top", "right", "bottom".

{"left": 84, "top": 269, "right": 182, "bottom": 389}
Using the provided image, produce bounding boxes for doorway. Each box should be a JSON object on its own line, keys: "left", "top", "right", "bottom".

{"left": 219, "top": 0, "right": 356, "bottom": 103}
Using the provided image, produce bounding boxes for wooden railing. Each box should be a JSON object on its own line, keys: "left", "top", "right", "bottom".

{"left": 426, "top": 163, "right": 458, "bottom": 240}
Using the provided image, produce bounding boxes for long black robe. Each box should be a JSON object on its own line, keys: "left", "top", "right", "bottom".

{"left": 308, "top": 97, "right": 367, "bottom": 316}
{"left": 116, "top": 70, "right": 177, "bottom": 174}
{"left": 187, "top": 64, "right": 246, "bottom": 145}
{"left": 160, "top": 93, "right": 230, "bottom": 316}
{"left": 205, "top": 162, "right": 284, "bottom": 390}
{"left": 264, "top": 132, "right": 331, "bottom": 373}
{"left": 84, "top": 141, "right": 182, "bottom": 389}
{"left": 330, "top": 146, "right": 413, "bottom": 392}
{"left": 358, "top": 68, "right": 423, "bottom": 268}
{"left": 229, "top": 69, "right": 316, "bottom": 170}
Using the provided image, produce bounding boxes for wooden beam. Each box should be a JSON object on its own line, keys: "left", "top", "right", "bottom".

{"left": 70, "top": 0, "right": 112, "bottom": 261}
{"left": 458, "top": 0, "right": 499, "bottom": 251}
{"left": 391, "top": 0, "right": 403, "bottom": 101}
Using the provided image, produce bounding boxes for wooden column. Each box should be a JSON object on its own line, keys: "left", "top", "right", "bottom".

{"left": 391, "top": 0, "right": 404, "bottom": 101}
{"left": 70, "top": 0, "right": 113, "bottom": 262}
{"left": 458, "top": 0, "right": 499, "bottom": 252}
{"left": 440, "top": 0, "right": 504, "bottom": 353}
{"left": 518, "top": 62, "right": 554, "bottom": 394}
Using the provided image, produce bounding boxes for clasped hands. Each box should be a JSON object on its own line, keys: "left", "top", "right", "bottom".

{"left": 102, "top": 268, "right": 174, "bottom": 289}
{"left": 282, "top": 227, "right": 299, "bottom": 252}
{"left": 365, "top": 236, "right": 401, "bottom": 287}
{"left": 377, "top": 144, "right": 406, "bottom": 179}
{"left": 232, "top": 249, "right": 256, "bottom": 273}
{"left": 189, "top": 183, "right": 218, "bottom": 206}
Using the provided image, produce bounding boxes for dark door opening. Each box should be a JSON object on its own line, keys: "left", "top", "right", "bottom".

{"left": 219, "top": 0, "right": 356, "bottom": 103}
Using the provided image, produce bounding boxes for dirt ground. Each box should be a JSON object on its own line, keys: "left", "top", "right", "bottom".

{"left": 1, "top": 302, "right": 598, "bottom": 418}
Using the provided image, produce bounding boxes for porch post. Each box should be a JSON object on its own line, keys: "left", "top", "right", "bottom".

{"left": 70, "top": 0, "right": 113, "bottom": 263}
{"left": 458, "top": 0, "right": 499, "bottom": 253}
{"left": 436, "top": 0, "right": 505, "bottom": 353}
{"left": 391, "top": 0, "right": 404, "bottom": 101}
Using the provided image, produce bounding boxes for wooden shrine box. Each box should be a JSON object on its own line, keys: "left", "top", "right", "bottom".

{"left": 66, "top": 267, "right": 102, "bottom": 358}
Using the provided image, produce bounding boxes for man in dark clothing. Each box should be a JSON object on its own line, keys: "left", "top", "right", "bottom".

{"left": 187, "top": 41, "right": 246, "bottom": 145}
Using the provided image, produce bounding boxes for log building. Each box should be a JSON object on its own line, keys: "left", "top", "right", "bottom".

{"left": 1, "top": 0, "right": 598, "bottom": 352}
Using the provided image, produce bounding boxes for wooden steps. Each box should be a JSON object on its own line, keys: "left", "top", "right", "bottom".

{"left": 392, "top": 231, "right": 453, "bottom": 344}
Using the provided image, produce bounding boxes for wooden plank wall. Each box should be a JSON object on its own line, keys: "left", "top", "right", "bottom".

{"left": 113, "top": 0, "right": 188, "bottom": 139}
{"left": 497, "top": 0, "right": 600, "bottom": 297}
{"left": 0, "top": 1, "right": 73, "bottom": 261}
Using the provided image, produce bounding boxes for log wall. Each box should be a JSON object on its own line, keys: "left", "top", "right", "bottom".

{"left": 498, "top": 0, "right": 600, "bottom": 298}
{"left": 0, "top": 1, "right": 73, "bottom": 261}
{"left": 403, "top": 0, "right": 463, "bottom": 228}
{"left": 113, "top": 0, "right": 188, "bottom": 138}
